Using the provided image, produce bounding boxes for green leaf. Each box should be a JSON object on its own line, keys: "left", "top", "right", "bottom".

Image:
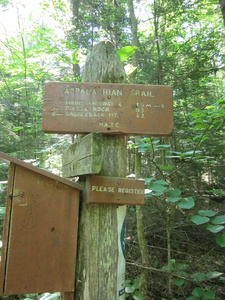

{"left": 178, "top": 197, "right": 195, "bottom": 209}
{"left": 154, "top": 180, "right": 168, "bottom": 185}
{"left": 125, "top": 286, "right": 135, "bottom": 293}
{"left": 182, "top": 150, "right": 202, "bottom": 156}
{"left": 186, "top": 297, "right": 198, "bottom": 300}
{"left": 133, "top": 278, "right": 140, "bottom": 289}
{"left": 169, "top": 189, "right": 182, "bottom": 197}
{"left": 140, "top": 137, "right": 151, "bottom": 142}
{"left": 216, "top": 234, "right": 225, "bottom": 247}
{"left": 149, "top": 182, "right": 168, "bottom": 192}
{"left": 219, "top": 276, "right": 225, "bottom": 281}
{"left": 138, "top": 147, "right": 147, "bottom": 152}
{"left": 205, "top": 105, "right": 216, "bottom": 109}
{"left": 159, "top": 165, "right": 174, "bottom": 170}
{"left": 0, "top": 207, "right": 5, "bottom": 215}
{"left": 117, "top": 46, "right": 138, "bottom": 62}
{"left": 177, "top": 263, "right": 188, "bottom": 270}
{"left": 203, "top": 290, "right": 216, "bottom": 299}
{"left": 167, "top": 196, "right": 180, "bottom": 203}
{"left": 133, "top": 290, "right": 144, "bottom": 300}
{"left": 192, "top": 272, "right": 206, "bottom": 282}
{"left": 192, "top": 287, "right": 204, "bottom": 297}
{"left": 144, "top": 177, "right": 154, "bottom": 184}
{"left": 125, "top": 279, "right": 131, "bottom": 285}
{"left": 211, "top": 215, "right": 225, "bottom": 225}
{"left": 174, "top": 279, "right": 185, "bottom": 286}
{"left": 206, "top": 224, "right": 224, "bottom": 233}
{"left": 198, "top": 210, "right": 216, "bottom": 217}
{"left": 154, "top": 144, "right": 171, "bottom": 150}
{"left": 39, "top": 293, "right": 60, "bottom": 300}
{"left": 191, "top": 215, "right": 210, "bottom": 225}
{"left": 206, "top": 271, "right": 223, "bottom": 279}
{"left": 124, "top": 63, "right": 137, "bottom": 75}
{"left": 217, "top": 99, "right": 225, "bottom": 104}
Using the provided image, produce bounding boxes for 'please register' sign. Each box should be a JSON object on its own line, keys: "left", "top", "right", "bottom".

{"left": 85, "top": 175, "right": 145, "bottom": 205}
{"left": 42, "top": 82, "right": 173, "bottom": 136}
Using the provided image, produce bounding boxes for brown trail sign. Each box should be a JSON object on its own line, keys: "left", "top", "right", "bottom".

{"left": 42, "top": 82, "right": 173, "bottom": 136}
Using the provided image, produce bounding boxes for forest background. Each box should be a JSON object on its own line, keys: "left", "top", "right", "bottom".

{"left": 0, "top": 0, "right": 225, "bottom": 299}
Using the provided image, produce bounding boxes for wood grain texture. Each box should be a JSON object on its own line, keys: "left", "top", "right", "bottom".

{"left": 62, "top": 133, "right": 103, "bottom": 177}
{"left": 82, "top": 41, "right": 126, "bottom": 84}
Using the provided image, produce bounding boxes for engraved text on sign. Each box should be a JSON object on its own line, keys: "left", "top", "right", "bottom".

{"left": 42, "top": 83, "right": 173, "bottom": 136}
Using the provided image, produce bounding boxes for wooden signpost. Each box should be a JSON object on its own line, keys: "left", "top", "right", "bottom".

{"left": 42, "top": 82, "right": 173, "bottom": 136}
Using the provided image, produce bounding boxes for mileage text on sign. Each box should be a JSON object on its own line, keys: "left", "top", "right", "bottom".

{"left": 42, "top": 82, "right": 173, "bottom": 136}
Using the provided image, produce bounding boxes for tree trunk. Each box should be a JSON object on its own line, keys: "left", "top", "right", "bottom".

{"left": 127, "top": 0, "right": 139, "bottom": 82}
{"left": 74, "top": 41, "right": 127, "bottom": 300}
{"left": 67, "top": 0, "right": 80, "bottom": 77}
{"left": 219, "top": 0, "right": 225, "bottom": 26}
{"left": 128, "top": 1, "right": 151, "bottom": 297}
{"left": 135, "top": 137, "right": 151, "bottom": 299}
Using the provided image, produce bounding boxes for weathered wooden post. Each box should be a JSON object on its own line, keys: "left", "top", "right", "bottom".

{"left": 73, "top": 41, "right": 127, "bottom": 300}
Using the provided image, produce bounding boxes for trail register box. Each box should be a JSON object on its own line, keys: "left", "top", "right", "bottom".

{"left": 42, "top": 82, "right": 173, "bottom": 136}
{"left": 0, "top": 152, "right": 82, "bottom": 295}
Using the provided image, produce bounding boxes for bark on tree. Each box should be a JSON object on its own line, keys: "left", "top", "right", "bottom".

{"left": 127, "top": 0, "right": 139, "bottom": 82}
{"left": 219, "top": 0, "right": 225, "bottom": 26}
{"left": 74, "top": 41, "right": 127, "bottom": 300}
{"left": 135, "top": 137, "right": 151, "bottom": 299}
{"left": 67, "top": 0, "right": 80, "bottom": 77}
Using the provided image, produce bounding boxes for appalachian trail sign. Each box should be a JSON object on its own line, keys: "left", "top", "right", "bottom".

{"left": 42, "top": 82, "right": 173, "bottom": 136}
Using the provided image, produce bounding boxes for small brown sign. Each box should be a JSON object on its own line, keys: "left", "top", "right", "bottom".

{"left": 42, "top": 82, "right": 173, "bottom": 136}
{"left": 86, "top": 175, "right": 145, "bottom": 205}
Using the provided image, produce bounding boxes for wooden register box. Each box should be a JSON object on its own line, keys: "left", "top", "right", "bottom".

{"left": 0, "top": 152, "right": 82, "bottom": 295}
